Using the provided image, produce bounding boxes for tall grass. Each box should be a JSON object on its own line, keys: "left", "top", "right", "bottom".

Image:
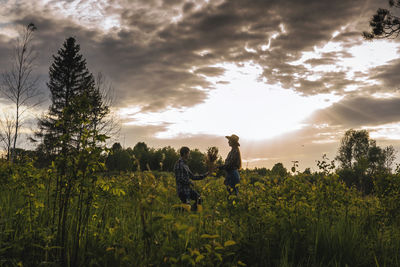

{"left": 1, "top": 164, "right": 400, "bottom": 266}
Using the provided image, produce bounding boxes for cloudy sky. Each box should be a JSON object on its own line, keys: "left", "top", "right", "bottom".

{"left": 1, "top": 0, "right": 400, "bottom": 170}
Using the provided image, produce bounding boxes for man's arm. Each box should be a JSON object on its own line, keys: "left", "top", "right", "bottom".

{"left": 184, "top": 165, "right": 208, "bottom": 180}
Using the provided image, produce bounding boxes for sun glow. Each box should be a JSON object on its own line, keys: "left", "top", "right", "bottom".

{"left": 40, "top": 0, "right": 122, "bottom": 32}
{"left": 291, "top": 38, "right": 399, "bottom": 83}
{"left": 119, "top": 63, "right": 342, "bottom": 141}
{"left": 364, "top": 123, "right": 400, "bottom": 140}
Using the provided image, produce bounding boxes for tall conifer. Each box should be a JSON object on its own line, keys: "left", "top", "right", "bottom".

{"left": 35, "top": 37, "right": 109, "bottom": 266}
{"left": 37, "top": 37, "right": 96, "bottom": 154}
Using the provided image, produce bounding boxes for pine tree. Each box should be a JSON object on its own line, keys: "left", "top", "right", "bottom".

{"left": 37, "top": 37, "right": 96, "bottom": 155}
{"left": 35, "top": 37, "right": 110, "bottom": 266}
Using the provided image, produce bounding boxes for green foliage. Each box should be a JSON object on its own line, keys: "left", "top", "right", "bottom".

{"left": 271, "top": 162, "right": 288, "bottom": 178}
{"left": 23, "top": 36, "right": 112, "bottom": 266}
{"left": 106, "top": 143, "right": 136, "bottom": 172}
{"left": 336, "top": 129, "right": 395, "bottom": 194}
{"left": 187, "top": 148, "right": 207, "bottom": 174}
{"left": 374, "top": 173, "right": 400, "bottom": 224}
{"left": 2, "top": 162, "right": 400, "bottom": 266}
{"left": 363, "top": 1, "right": 400, "bottom": 39}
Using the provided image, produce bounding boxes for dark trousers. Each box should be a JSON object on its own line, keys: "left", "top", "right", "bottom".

{"left": 225, "top": 169, "right": 240, "bottom": 195}
{"left": 178, "top": 188, "right": 202, "bottom": 211}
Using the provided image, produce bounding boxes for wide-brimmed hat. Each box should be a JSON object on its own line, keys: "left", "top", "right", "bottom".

{"left": 225, "top": 134, "right": 240, "bottom": 146}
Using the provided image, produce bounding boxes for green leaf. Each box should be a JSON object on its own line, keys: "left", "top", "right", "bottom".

{"left": 195, "top": 255, "right": 204, "bottom": 263}
{"left": 215, "top": 252, "right": 222, "bottom": 262}
{"left": 238, "top": 260, "right": 247, "bottom": 266}
{"left": 224, "top": 240, "right": 236, "bottom": 247}
{"left": 201, "top": 234, "right": 219, "bottom": 239}
{"left": 162, "top": 214, "right": 174, "bottom": 221}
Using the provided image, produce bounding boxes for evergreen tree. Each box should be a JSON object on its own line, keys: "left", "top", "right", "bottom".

{"left": 37, "top": 37, "right": 97, "bottom": 155}
{"left": 35, "top": 37, "right": 109, "bottom": 266}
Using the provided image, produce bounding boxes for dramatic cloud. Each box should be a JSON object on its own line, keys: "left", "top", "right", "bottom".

{"left": 308, "top": 95, "right": 400, "bottom": 127}
{"left": 1, "top": 0, "right": 393, "bottom": 111}
{"left": 1, "top": 0, "right": 400, "bottom": 168}
{"left": 370, "top": 58, "right": 400, "bottom": 89}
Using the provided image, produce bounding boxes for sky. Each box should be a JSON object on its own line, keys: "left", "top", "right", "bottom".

{"left": 1, "top": 0, "right": 400, "bottom": 170}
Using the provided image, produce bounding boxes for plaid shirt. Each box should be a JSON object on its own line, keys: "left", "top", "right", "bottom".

{"left": 223, "top": 147, "right": 242, "bottom": 171}
{"left": 174, "top": 158, "right": 206, "bottom": 195}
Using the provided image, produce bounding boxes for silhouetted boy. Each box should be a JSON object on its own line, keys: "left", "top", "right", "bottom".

{"left": 174, "top": 146, "right": 208, "bottom": 211}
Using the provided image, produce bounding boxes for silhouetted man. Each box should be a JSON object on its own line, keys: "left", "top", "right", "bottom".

{"left": 174, "top": 146, "right": 208, "bottom": 211}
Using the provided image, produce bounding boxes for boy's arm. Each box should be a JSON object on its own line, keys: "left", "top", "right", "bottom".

{"left": 185, "top": 165, "right": 208, "bottom": 180}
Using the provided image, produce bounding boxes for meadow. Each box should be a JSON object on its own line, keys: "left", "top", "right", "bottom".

{"left": 1, "top": 161, "right": 400, "bottom": 267}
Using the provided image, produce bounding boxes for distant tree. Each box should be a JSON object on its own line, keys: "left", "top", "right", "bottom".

{"left": 133, "top": 142, "right": 150, "bottom": 171}
{"left": 271, "top": 162, "right": 288, "bottom": 178}
{"left": 336, "top": 129, "right": 396, "bottom": 193}
{"left": 106, "top": 142, "right": 134, "bottom": 172}
{"left": 383, "top": 145, "right": 396, "bottom": 172}
{"left": 188, "top": 148, "right": 207, "bottom": 174}
{"left": 336, "top": 129, "right": 369, "bottom": 169}
{"left": 1, "top": 23, "right": 41, "bottom": 162}
{"left": 148, "top": 148, "right": 163, "bottom": 171}
{"left": 254, "top": 167, "right": 268, "bottom": 176}
{"left": 112, "top": 142, "right": 122, "bottom": 151}
{"left": 363, "top": 0, "right": 400, "bottom": 39}
{"left": 367, "top": 140, "right": 386, "bottom": 175}
{"left": 92, "top": 73, "right": 120, "bottom": 142}
{"left": 0, "top": 112, "right": 15, "bottom": 161}
{"left": 160, "top": 146, "right": 179, "bottom": 172}
{"left": 11, "top": 147, "right": 36, "bottom": 163}
{"left": 303, "top": 168, "right": 311, "bottom": 175}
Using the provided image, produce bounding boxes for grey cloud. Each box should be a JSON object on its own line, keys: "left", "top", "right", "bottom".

{"left": 216, "top": 80, "right": 230, "bottom": 84}
{"left": 195, "top": 67, "right": 225, "bottom": 76}
{"left": 182, "top": 2, "right": 195, "bottom": 13}
{"left": 162, "top": 0, "right": 184, "bottom": 7}
{"left": 0, "top": 0, "right": 398, "bottom": 113}
{"left": 370, "top": 59, "right": 400, "bottom": 89}
{"left": 332, "top": 31, "right": 364, "bottom": 47}
{"left": 299, "top": 71, "right": 355, "bottom": 95}
{"left": 305, "top": 58, "right": 337, "bottom": 66}
{"left": 308, "top": 95, "right": 400, "bottom": 127}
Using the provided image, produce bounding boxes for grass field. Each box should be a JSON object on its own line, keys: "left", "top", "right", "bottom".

{"left": 1, "top": 163, "right": 400, "bottom": 266}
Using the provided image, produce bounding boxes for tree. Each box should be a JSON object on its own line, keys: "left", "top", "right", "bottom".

{"left": 106, "top": 142, "right": 135, "bottom": 172}
{"left": 188, "top": 148, "right": 207, "bottom": 174}
{"left": 254, "top": 167, "right": 268, "bottom": 176}
{"left": 271, "top": 162, "right": 288, "bottom": 178}
{"left": 1, "top": 23, "right": 41, "bottom": 162}
{"left": 92, "top": 73, "right": 120, "bottom": 142}
{"left": 383, "top": 145, "right": 396, "bottom": 172}
{"left": 36, "top": 37, "right": 97, "bottom": 156}
{"left": 133, "top": 142, "right": 150, "bottom": 171}
{"left": 336, "top": 129, "right": 370, "bottom": 169}
{"left": 35, "top": 37, "right": 110, "bottom": 266}
{"left": 0, "top": 112, "right": 15, "bottom": 161}
{"left": 147, "top": 148, "right": 163, "bottom": 171}
{"left": 336, "top": 129, "right": 396, "bottom": 193}
{"left": 363, "top": 1, "right": 400, "bottom": 39}
{"left": 160, "top": 146, "right": 179, "bottom": 172}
